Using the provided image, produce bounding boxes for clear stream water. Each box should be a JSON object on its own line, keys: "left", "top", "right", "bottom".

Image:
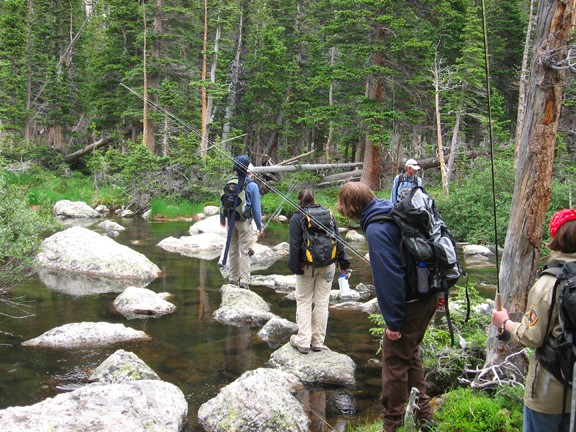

{"left": 0, "top": 218, "right": 498, "bottom": 431}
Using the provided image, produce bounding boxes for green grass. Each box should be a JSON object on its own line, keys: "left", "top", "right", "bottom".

{"left": 150, "top": 199, "right": 205, "bottom": 218}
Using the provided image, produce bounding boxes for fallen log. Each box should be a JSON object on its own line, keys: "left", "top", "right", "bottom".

{"left": 251, "top": 162, "right": 363, "bottom": 174}
{"left": 64, "top": 137, "right": 113, "bottom": 162}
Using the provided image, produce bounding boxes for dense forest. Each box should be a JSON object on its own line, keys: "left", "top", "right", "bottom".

{"left": 2, "top": 0, "right": 566, "bottom": 185}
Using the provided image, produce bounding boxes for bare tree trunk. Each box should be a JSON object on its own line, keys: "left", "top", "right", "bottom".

{"left": 360, "top": 21, "right": 385, "bottom": 189}
{"left": 445, "top": 109, "right": 461, "bottom": 187}
{"left": 485, "top": 0, "right": 576, "bottom": 367}
{"left": 24, "top": 0, "right": 33, "bottom": 145}
{"left": 200, "top": 0, "right": 209, "bottom": 159}
{"left": 222, "top": 12, "right": 243, "bottom": 146}
{"left": 433, "top": 53, "right": 448, "bottom": 195}
{"left": 142, "top": 5, "right": 152, "bottom": 151}
{"left": 326, "top": 45, "right": 336, "bottom": 162}
{"left": 514, "top": 0, "right": 536, "bottom": 159}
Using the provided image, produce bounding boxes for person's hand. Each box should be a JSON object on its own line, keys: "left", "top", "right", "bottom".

{"left": 491, "top": 307, "right": 510, "bottom": 328}
{"left": 385, "top": 328, "right": 402, "bottom": 341}
{"left": 220, "top": 222, "right": 226, "bottom": 228}
{"left": 258, "top": 229, "right": 264, "bottom": 236}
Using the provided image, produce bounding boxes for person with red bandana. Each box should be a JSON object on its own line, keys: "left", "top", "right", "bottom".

{"left": 492, "top": 209, "right": 576, "bottom": 432}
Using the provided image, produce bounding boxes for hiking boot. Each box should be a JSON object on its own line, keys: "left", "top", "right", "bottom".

{"left": 311, "top": 345, "right": 327, "bottom": 352}
{"left": 238, "top": 282, "right": 250, "bottom": 290}
{"left": 290, "top": 335, "right": 310, "bottom": 354}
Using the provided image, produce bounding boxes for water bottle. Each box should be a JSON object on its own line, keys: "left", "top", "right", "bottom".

{"left": 338, "top": 272, "right": 351, "bottom": 297}
{"left": 416, "top": 262, "right": 429, "bottom": 294}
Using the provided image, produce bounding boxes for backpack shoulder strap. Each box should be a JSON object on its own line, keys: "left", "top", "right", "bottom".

{"left": 539, "top": 261, "right": 565, "bottom": 346}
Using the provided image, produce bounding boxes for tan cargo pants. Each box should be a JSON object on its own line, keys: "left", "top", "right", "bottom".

{"left": 227, "top": 219, "right": 255, "bottom": 285}
{"left": 292, "top": 263, "right": 336, "bottom": 348}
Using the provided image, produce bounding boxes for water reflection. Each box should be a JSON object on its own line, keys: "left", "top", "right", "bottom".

{"left": 0, "top": 218, "right": 499, "bottom": 431}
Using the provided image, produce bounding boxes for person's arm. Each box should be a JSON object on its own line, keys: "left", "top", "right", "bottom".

{"left": 288, "top": 215, "right": 304, "bottom": 274}
{"left": 246, "top": 182, "right": 263, "bottom": 232}
{"left": 492, "top": 275, "right": 556, "bottom": 347}
{"left": 365, "top": 222, "right": 406, "bottom": 332}
{"left": 391, "top": 175, "right": 399, "bottom": 203}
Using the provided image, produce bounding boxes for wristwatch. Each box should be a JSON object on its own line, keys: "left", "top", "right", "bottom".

{"left": 498, "top": 319, "right": 510, "bottom": 342}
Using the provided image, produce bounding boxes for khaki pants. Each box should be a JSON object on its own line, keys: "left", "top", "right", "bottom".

{"left": 293, "top": 263, "right": 335, "bottom": 348}
{"left": 228, "top": 219, "right": 254, "bottom": 285}
{"left": 381, "top": 294, "right": 437, "bottom": 432}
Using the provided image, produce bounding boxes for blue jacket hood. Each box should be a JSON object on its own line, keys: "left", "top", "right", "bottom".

{"left": 360, "top": 198, "right": 395, "bottom": 232}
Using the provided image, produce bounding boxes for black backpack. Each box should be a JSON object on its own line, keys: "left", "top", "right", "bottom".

{"left": 367, "top": 187, "right": 463, "bottom": 344}
{"left": 536, "top": 260, "right": 576, "bottom": 409}
{"left": 220, "top": 177, "right": 250, "bottom": 221}
{"left": 301, "top": 206, "right": 337, "bottom": 268}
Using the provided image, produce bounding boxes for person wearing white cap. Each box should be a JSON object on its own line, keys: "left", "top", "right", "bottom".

{"left": 390, "top": 158, "right": 422, "bottom": 205}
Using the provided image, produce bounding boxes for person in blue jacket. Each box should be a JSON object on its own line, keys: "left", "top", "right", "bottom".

{"left": 220, "top": 155, "right": 264, "bottom": 289}
{"left": 391, "top": 158, "right": 422, "bottom": 205}
{"left": 337, "top": 181, "right": 437, "bottom": 432}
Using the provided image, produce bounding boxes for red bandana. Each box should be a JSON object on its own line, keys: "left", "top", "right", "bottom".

{"left": 549, "top": 209, "right": 576, "bottom": 238}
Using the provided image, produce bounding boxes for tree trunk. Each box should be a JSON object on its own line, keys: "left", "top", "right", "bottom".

{"left": 200, "top": 0, "right": 209, "bottom": 159}
{"left": 514, "top": 0, "right": 536, "bottom": 159}
{"left": 485, "top": 0, "right": 576, "bottom": 368}
{"left": 64, "top": 137, "right": 113, "bottom": 162}
{"left": 326, "top": 45, "right": 336, "bottom": 162}
{"left": 222, "top": 11, "right": 243, "bottom": 147}
{"left": 433, "top": 53, "right": 448, "bottom": 195}
{"left": 24, "top": 0, "right": 33, "bottom": 145}
{"left": 445, "top": 109, "right": 461, "bottom": 187}
{"left": 360, "top": 20, "right": 385, "bottom": 189}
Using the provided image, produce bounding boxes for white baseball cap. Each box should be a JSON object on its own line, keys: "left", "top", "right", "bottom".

{"left": 405, "top": 159, "right": 421, "bottom": 170}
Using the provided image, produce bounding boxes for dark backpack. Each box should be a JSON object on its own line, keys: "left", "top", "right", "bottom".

{"left": 536, "top": 261, "right": 576, "bottom": 400}
{"left": 301, "top": 206, "right": 337, "bottom": 268}
{"left": 367, "top": 186, "right": 463, "bottom": 344}
{"left": 220, "top": 177, "right": 250, "bottom": 221}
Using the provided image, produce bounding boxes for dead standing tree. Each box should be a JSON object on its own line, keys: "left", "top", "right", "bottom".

{"left": 481, "top": 0, "right": 576, "bottom": 377}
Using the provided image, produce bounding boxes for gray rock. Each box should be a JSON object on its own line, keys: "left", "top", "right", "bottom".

{"left": 203, "top": 205, "right": 219, "bottom": 216}
{"left": 462, "top": 244, "right": 494, "bottom": 256}
{"left": 37, "top": 226, "right": 161, "bottom": 280}
{"left": 157, "top": 233, "right": 225, "bottom": 260}
{"left": 89, "top": 349, "right": 160, "bottom": 383}
{"left": 258, "top": 317, "right": 299, "bottom": 346}
{"left": 189, "top": 214, "right": 228, "bottom": 236}
{"left": 0, "top": 380, "right": 187, "bottom": 432}
{"left": 53, "top": 200, "right": 100, "bottom": 219}
{"left": 113, "top": 286, "right": 176, "bottom": 319}
{"left": 250, "top": 274, "right": 296, "bottom": 292}
{"left": 99, "top": 220, "right": 125, "bottom": 232}
{"left": 22, "top": 322, "right": 149, "bottom": 348}
{"left": 213, "top": 284, "right": 275, "bottom": 327}
{"left": 198, "top": 368, "right": 308, "bottom": 432}
{"left": 38, "top": 270, "right": 131, "bottom": 296}
{"left": 345, "top": 230, "right": 366, "bottom": 243}
{"left": 268, "top": 343, "right": 356, "bottom": 386}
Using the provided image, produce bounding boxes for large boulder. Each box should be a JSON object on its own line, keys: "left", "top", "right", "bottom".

{"left": 268, "top": 343, "right": 356, "bottom": 386}
{"left": 0, "top": 380, "right": 187, "bottom": 432}
{"left": 198, "top": 368, "right": 309, "bottom": 432}
{"left": 37, "top": 226, "right": 161, "bottom": 280}
{"left": 37, "top": 270, "right": 131, "bottom": 296}
{"left": 157, "top": 232, "right": 225, "bottom": 260}
{"left": 213, "top": 284, "right": 275, "bottom": 327}
{"left": 113, "top": 286, "right": 176, "bottom": 319}
{"left": 53, "top": 200, "right": 100, "bottom": 219}
{"left": 21, "top": 322, "right": 149, "bottom": 349}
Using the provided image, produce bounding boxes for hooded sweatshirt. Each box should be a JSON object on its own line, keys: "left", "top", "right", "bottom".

{"left": 359, "top": 198, "right": 407, "bottom": 331}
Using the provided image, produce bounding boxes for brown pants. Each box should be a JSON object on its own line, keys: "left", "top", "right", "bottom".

{"left": 381, "top": 294, "right": 438, "bottom": 432}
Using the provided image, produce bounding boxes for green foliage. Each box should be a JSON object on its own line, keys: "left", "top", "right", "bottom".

{"left": 0, "top": 173, "right": 53, "bottom": 291}
{"left": 434, "top": 156, "right": 515, "bottom": 244}
{"left": 434, "top": 387, "right": 522, "bottom": 431}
